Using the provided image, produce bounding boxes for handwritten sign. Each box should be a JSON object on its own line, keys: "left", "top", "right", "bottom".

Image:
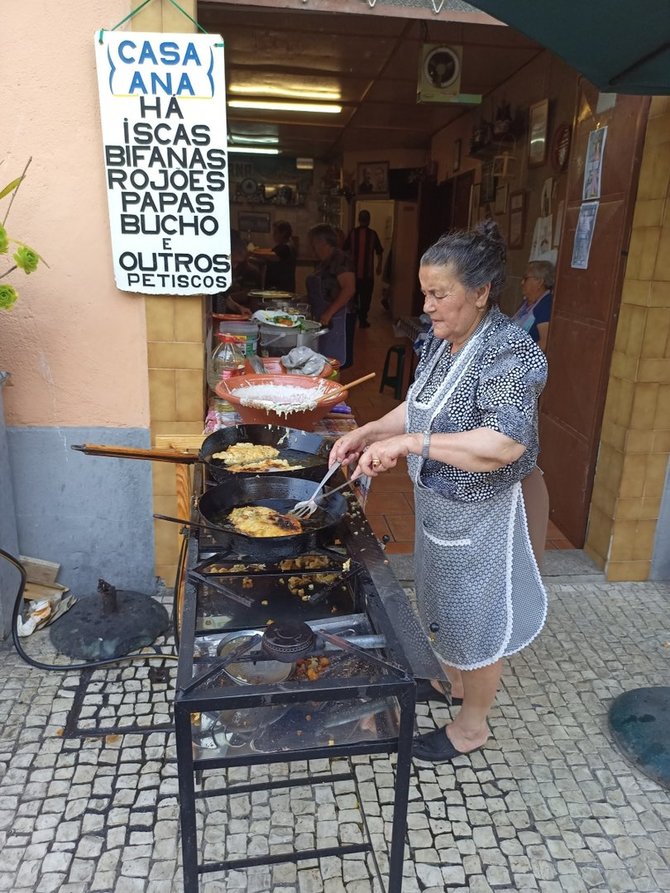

{"left": 95, "top": 32, "right": 230, "bottom": 294}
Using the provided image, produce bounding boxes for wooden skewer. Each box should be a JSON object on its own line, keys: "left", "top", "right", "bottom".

{"left": 325, "top": 372, "right": 376, "bottom": 402}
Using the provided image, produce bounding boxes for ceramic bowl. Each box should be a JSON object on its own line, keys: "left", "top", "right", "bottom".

{"left": 214, "top": 374, "right": 346, "bottom": 430}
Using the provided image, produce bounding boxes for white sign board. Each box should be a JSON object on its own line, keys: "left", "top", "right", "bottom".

{"left": 95, "top": 32, "right": 231, "bottom": 294}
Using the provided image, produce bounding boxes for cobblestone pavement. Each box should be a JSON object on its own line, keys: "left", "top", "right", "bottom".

{"left": 1, "top": 555, "right": 669, "bottom": 893}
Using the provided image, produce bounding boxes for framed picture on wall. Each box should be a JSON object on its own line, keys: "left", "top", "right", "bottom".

{"left": 356, "top": 161, "right": 389, "bottom": 195}
{"left": 453, "top": 139, "right": 462, "bottom": 172}
{"left": 494, "top": 183, "right": 509, "bottom": 216}
{"left": 481, "top": 161, "right": 496, "bottom": 204}
{"left": 528, "top": 99, "right": 549, "bottom": 167}
{"left": 468, "top": 183, "right": 481, "bottom": 227}
{"left": 508, "top": 190, "right": 526, "bottom": 248}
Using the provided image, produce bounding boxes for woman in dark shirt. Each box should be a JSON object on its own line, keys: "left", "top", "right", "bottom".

{"left": 264, "top": 220, "right": 297, "bottom": 292}
{"left": 510, "top": 261, "right": 554, "bottom": 352}
{"left": 306, "top": 224, "right": 356, "bottom": 369}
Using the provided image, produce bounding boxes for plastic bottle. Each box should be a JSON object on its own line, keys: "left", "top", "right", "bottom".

{"left": 208, "top": 334, "right": 246, "bottom": 389}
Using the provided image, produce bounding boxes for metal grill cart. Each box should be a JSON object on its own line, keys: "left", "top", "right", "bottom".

{"left": 174, "top": 465, "right": 444, "bottom": 892}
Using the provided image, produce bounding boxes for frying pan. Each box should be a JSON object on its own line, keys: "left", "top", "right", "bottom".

{"left": 197, "top": 475, "right": 348, "bottom": 561}
{"left": 71, "top": 425, "right": 332, "bottom": 484}
{"left": 199, "top": 424, "right": 331, "bottom": 484}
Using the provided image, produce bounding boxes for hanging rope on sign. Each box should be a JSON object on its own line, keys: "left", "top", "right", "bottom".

{"left": 100, "top": 0, "right": 210, "bottom": 40}
{"left": 163, "top": 0, "right": 210, "bottom": 34}
{"left": 431, "top": 0, "right": 447, "bottom": 13}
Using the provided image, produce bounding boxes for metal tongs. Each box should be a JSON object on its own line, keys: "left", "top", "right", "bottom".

{"left": 307, "top": 476, "right": 361, "bottom": 515}
{"left": 288, "top": 461, "right": 342, "bottom": 519}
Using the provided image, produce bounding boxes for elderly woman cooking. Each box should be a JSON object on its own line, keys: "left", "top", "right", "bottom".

{"left": 330, "top": 220, "right": 549, "bottom": 763}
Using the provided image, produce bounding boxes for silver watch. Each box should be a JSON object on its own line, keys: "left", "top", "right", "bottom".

{"left": 421, "top": 431, "right": 431, "bottom": 460}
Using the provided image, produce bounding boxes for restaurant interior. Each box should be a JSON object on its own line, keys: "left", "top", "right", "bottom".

{"left": 194, "top": 1, "right": 587, "bottom": 552}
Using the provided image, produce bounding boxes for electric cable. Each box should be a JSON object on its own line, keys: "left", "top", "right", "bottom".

{"left": 1, "top": 548, "right": 178, "bottom": 673}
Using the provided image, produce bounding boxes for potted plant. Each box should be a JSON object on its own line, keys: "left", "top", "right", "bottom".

{"left": 1, "top": 157, "right": 43, "bottom": 309}
{"left": 0, "top": 157, "right": 45, "bottom": 637}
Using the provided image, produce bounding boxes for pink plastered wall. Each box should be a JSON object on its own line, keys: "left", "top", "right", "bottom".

{"left": 1, "top": 0, "right": 150, "bottom": 428}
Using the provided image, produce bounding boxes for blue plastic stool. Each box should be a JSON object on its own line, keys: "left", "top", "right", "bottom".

{"left": 379, "top": 344, "right": 406, "bottom": 400}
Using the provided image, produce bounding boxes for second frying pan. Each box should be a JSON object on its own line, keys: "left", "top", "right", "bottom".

{"left": 197, "top": 475, "right": 348, "bottom": 561}
{"left": 200, "top": 424, "right": 332, "bottom": 484}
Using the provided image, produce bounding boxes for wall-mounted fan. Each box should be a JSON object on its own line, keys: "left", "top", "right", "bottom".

{"left": 417, "top": 44, "right": 463, "bottom": 104}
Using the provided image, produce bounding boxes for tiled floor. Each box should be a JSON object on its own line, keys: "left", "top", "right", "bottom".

{"left": 2, "top": 556, "right": 670, "bottom": 893}
{"left": 341, "top": 304, "right": 576, "bottom": 554}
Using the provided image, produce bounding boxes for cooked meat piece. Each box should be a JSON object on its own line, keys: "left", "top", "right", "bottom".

{"left": 226, "top": 458, "right": 304, "bottom": 474}
{"left": 212, "top": 443, "right": 279, "bottom": 465}
{"left": 279, "top": 555, "right": 330, "bottom": 571}
{"left": 287, "top": 572, "right": 339, "bottom": 598}
{"left": 208, "top": 563, "right": 266, "bottom": 574}
{"left": 228, "top": 505, "right": 302, "bottom": 537}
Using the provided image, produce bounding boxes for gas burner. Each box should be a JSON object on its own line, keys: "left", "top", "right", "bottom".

{"left": 261, "top": 621, "right": 315, "bottom": 662}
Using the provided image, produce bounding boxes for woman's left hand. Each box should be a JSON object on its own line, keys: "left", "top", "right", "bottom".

{"left": 355, "top": 434, "right": 414, "bottom": 477}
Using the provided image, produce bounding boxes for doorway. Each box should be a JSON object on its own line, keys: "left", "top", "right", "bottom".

{"left": 354, "top": 199, "right": 395, "bottom": 305}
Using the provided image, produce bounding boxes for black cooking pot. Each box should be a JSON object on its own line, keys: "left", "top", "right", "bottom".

{"left": 199, "top": 425, "right": 331, "bottom": 484}
{"left": 197, "top": 475, "right": 348, "bottom": 561}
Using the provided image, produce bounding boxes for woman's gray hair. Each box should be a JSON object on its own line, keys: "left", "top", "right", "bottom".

{"left": 420, "top": 219, "right": 507, "bottom": 304}
{"left": 526, "top": 260, "right": 555, "bottom": 289}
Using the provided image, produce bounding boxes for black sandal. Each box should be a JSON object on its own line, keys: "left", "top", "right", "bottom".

{"left": 412, "top": 726, "right": 483, "bottom": 763}
{"left": 414, "top": 679, "right": 463, "bottom": 706}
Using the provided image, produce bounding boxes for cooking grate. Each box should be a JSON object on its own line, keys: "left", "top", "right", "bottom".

{"left": 190, "top": 546, "right": 361, "bottom": 631}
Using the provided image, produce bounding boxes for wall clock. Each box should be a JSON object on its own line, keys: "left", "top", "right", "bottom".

{"left": 240, "top": 177, "right": 258, "bottom": 197}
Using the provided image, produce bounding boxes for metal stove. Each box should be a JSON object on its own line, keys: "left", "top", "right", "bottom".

{"left": 174, "top": 464, "right": 443, "bottom": 893}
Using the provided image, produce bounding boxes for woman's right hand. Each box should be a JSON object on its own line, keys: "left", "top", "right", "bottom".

{"left": 329, "top": 428, "right": 369, "bottom": 469}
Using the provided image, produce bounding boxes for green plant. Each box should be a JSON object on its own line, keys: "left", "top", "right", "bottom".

{"left": 0, "top": 157, "right": 45, "bottom": 310}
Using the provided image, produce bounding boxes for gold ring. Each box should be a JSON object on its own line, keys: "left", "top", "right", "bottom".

{"left": 372, "top": 458, "right": 381, "bottom": 467}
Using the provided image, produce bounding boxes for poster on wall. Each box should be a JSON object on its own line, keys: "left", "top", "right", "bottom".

{"left": 94, "top": 32, "right": 230, "bottom": 294}
{"left": 582, "top": 127, "right": 607, "bottom": 201}
{"left": 571, "top": 201, "right": 599, "bottom": 269}
{"left": 529, "top": 216, "right": 555, "bottom": 265}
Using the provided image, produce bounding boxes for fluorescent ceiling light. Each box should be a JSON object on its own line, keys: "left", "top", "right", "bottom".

{"left": 229, "top": 100, "right": 342, "bottom": 115}
{"left": 227, "top": 146, "right": 280, "bottom": 155}
{"left": 230, "top": 84, "right": 341, "bottom": 102}
{"left": 296, "top": 157, "right": 314, "bottom": 170}
{"left": 229, "top": 134, "right": 279, "bottom": 145}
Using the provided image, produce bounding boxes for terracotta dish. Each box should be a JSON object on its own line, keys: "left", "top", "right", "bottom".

{"left": 215, "top": 374, "right": 348, "bottom": 430}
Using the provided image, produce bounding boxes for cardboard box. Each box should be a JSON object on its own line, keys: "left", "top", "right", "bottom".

{"left": 23, "top": 581, "right": 69, "bottom": 602}
{"left": 19, "top": 556, "right": 60, "bottom": 585}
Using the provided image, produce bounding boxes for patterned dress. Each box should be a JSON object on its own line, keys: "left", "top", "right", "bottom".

{"left": 306, "top": 249, "right": 354, "bottom": 367}
{"left": 405, "top": 306, "right": 548, "bottom": 670}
